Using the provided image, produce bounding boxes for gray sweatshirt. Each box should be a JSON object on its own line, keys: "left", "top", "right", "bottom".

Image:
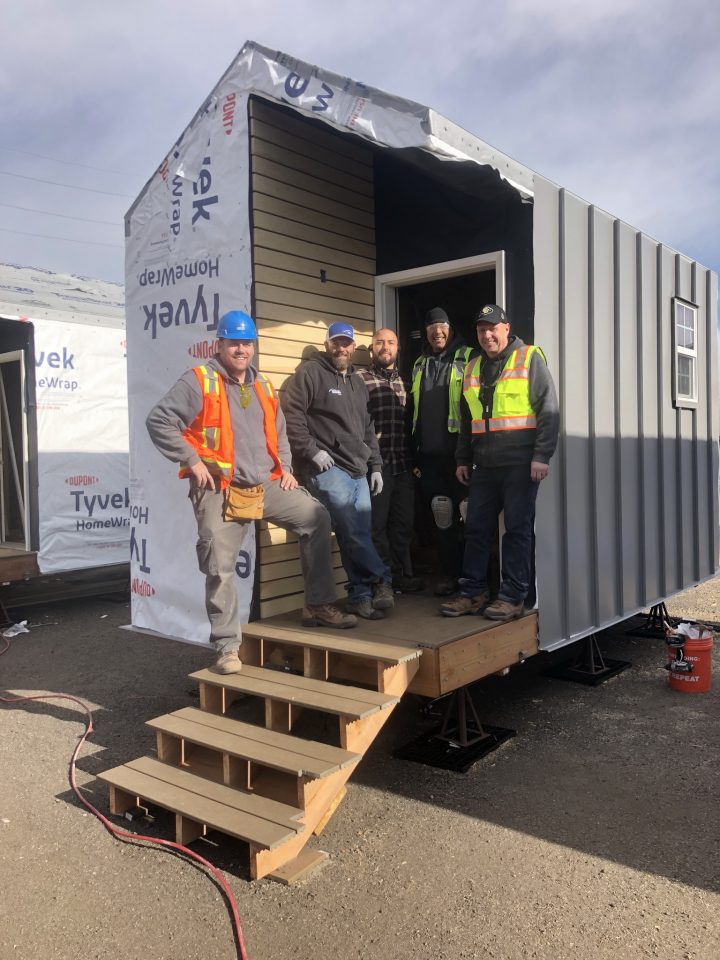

{"left": 146, "top": 357, "right": 291, "bottom": 487}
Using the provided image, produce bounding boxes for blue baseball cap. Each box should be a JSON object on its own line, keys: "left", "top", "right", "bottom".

{"left": 327, "top": 321, "right": 355, "bottom": 341}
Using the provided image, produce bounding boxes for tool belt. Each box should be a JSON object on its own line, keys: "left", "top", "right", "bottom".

{"left": 223, "top": 483, "right": 264, "bottom": 521}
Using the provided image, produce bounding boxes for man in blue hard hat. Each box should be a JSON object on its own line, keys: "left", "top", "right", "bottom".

{"left": 147, "top": 310, "right": 356, "bottom": 674}
{"left": 284, "top": 321, "right": 394, "bottom": 621}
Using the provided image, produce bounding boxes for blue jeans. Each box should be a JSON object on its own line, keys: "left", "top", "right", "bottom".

{"left": 459, "top": 464, "right": 539, "bottom": 603}
{"left": 309, "top": 465, "right": 391, "bottom": 603}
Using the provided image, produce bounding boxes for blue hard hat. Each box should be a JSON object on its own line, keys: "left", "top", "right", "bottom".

{"left": 217, "top": 310, "right": 257, "bottom": 340}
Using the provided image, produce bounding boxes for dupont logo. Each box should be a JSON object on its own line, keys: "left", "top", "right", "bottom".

{"left": 188, "top": 339, "right": 216, "bottom": 360}
{"left": 65, "top": 475, "right": 99, "bottom": 486}
{"left": 131, "top": 577, "right": 155, "bottom": 597}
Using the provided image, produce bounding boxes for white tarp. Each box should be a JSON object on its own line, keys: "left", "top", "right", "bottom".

{"left": 125, "top": 90, "right": 254, "bottom": 647}
{"left": 125, "top": 40, "right": 535, "bottom": 645}
{"left": 33, "top": 316, "right": 129, "bottom": 572}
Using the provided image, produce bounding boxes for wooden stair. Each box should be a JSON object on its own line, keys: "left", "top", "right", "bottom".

{"left": 98, "top": 623, "right": 420, "bottom": 882}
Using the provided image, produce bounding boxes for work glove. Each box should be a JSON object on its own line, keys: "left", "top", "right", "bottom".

{"left": 312, "top": 450, "right": 335, "bottom": 473}
{"left": 369, "top": 471, "right": 383, "bottom": 496}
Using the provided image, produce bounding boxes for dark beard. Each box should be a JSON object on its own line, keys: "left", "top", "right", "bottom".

{"left": 329, "top": 356, "right": 350, "bottom": 371}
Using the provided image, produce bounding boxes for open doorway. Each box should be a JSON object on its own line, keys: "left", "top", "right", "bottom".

{"left": 374, "top": 252, "right": 504, "bottom": 375}
{"left": 0, "top": 351, "right": 29, "bottom": 549}
{"left": 373, "top": 253, "right": 506, "bottom": 596}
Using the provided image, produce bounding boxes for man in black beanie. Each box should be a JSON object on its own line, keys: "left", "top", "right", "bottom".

{"left": 409, "top": 307, "right": 474, "bottom": 596}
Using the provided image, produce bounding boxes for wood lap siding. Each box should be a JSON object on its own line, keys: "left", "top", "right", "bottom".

{"left": 249, "top": 97, "right": 376, "bottom": 618}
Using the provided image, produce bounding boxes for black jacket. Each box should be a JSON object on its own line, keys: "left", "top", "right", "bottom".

{"left": 284, "top": 353, "right": 382, "bottom": 479}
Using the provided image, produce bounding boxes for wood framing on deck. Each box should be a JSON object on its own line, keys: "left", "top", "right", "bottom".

{"left": 257, "top": 594, "right": 539, "bottom": 697}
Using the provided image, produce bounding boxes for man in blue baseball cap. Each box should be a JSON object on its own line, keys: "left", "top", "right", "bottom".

{"left": 284, "top": 321, "right": 394, "bottom": 620}
{"left": 147, "top": 310, "right": 356, "bottom": 674}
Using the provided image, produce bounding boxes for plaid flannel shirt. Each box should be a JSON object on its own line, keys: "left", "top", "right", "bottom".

{"left": 357, "top": 363, "right": 413, "bottom": 475}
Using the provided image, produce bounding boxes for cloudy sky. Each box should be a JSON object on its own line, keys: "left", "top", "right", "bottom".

{"left": 1, "top": 0, "right": 718, "bottom": 285}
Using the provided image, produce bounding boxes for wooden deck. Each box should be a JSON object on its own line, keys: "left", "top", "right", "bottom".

{"left": 0, "top": 546, "right": 39, "bottom": 583}
{"left": 259, "top": 593, "right": 539, "bottom": 698}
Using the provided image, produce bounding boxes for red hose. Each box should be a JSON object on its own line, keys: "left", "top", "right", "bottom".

{"left": 0, "top": 633, "right": 250, "bottom": 960}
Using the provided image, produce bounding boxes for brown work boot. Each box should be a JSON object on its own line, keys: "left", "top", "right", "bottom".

{"left": 440, "top": 592, "right": 490, "bottom": 617}
{"left": 213, "top": 651, "right": 243, "bottom": 675}
{"left": 302, "top": 603, "right": 357, "bottom": 629}
{"left": 483, "top": 598, "right": 524, "bottom": 622}
{"left": 372, "top": 581, "right": 395, "bottom": 610}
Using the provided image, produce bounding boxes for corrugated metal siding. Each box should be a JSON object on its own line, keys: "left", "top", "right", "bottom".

{"left": 533, "top": 175, "right": 719, "bottom": 650}
{"left": 248, "top": 97, "right": 377, "bottom": 617}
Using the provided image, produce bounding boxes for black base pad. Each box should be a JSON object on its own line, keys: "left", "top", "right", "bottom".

{"left": 394, "top": 724, "right": 516, "bottom": 772}
{"left": 546, "top": 657, "right": 631, "bottom": 687}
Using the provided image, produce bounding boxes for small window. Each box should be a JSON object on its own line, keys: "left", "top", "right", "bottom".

{"left": 672, "top": 298, "right": 698, "bottom": 407}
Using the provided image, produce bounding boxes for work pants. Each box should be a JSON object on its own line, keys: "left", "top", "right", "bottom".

{"left": 370, "top": 466, "right": 415, "bottom": 580}
{"left": 459, "top": 463, "right": 539, "bottom": 603}
{"left": 193, "top": 479, "right": 336, "bottom": 655}
{"left": 308, "top": 465, "right": 391, "bottom": 604}
{"left": 417, "top": 453, "right": 465, "bottom": 580}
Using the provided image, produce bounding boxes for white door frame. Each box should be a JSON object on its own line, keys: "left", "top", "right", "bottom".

{"left": 374, "top": 251, "right": 506, "bottom": 331}
{"left": 0, "top": 350, "right": 30, "bottom": 549}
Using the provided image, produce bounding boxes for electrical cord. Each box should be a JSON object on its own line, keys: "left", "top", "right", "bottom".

{"left": 0, "top": 632, "right": 250, "bottom": 960}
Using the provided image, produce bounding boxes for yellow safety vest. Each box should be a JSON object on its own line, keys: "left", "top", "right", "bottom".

{"left": 462, "top": 345, "right": 545, "bottom": 434}
{"left": 411, "top": 345, "right": 473, "bottom": 434}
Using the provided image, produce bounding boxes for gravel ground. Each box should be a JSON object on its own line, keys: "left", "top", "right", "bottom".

{"left": 1, "top": 579, "right": 719, "bottom": 960}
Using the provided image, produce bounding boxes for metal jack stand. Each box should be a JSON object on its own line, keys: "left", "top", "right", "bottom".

{"left": 547, "top": 633, "right": 631, "bottom": 686}
{"left": 393, "top": 685, "right": 515, "bottom": 773}
{"left": 625, "top": 602, "right": 677, "bottom": 639}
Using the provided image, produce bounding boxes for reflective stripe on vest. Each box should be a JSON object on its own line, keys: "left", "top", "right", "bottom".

{"left": 463, "top": 345, "right": 544, "bottom": 435}
{"left": 411, "top": 345, "right": 473, "bottom": 434}
{"left": 179, "top": 366, "right": 282, "bottom": 489}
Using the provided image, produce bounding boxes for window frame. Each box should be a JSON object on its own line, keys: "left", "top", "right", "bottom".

{"left": 672, "top": 297, "right": 699, "bottom": 409}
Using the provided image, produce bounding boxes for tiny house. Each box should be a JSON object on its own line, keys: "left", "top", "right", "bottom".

{"left": 125, "top": 41, "right": 719, "bottom": 663}
{"left": 0, "top": 262, "right": 129, "bottom": 588}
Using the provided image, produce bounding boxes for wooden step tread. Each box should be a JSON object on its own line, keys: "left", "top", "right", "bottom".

{"left": 242, "top": 622, "right": 421, "bottom": 664}
{"left": 147, "top": 707, "right": 361, "bottom": 778}
{"left": 98, "top": 756, "right": 303, "bottom": 850}
{"left": 190, "top": 664, "right": 399, "bottom": 719}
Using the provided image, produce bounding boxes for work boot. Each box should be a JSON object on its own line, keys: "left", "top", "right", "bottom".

{"left": 392, "top": 575, "right": 425, "bottom": 594}
{"left": 213, "top": 651, "right": 243, "bottom": 675}
{"left": 302, "top": 603, "right": 358, "bottom": 629}
{"left": 346, "top": 598, "right": 385, "bottom": 620}
{"left": 434, "top": 578, "right": 458, "bottom": 597}
{"left": 483, "top": 598, "right": 524, "bottom": 622}
{"left": 440, "top": 592, "right": 490, "bottom": 618}
{"left": 372, "top": 581, "right": 395, "bottom": 610}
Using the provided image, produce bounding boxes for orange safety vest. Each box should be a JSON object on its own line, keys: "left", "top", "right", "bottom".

{"left": 179, "top": 365, "right": 282, "bottom": 490}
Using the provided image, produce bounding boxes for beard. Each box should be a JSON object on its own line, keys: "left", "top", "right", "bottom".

{"left": 329, "top": 355, "right": 350, "bottom": 371}
{"left": 373, "top": 354, "right": 395, "bottom": 369}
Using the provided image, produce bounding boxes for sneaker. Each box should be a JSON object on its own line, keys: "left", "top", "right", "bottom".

{"left": 392, "top": 575, "right": 425, "bottom": 594}
{"left": 302, "top": 604, "right": 358, "bottom": 629}
{"left": 483, "top": 598, "right": 524, "bottom": 622}
{"left": 372, "top": 581, "right": 395, "bottom": 610}
{"left": 213, "top": 651, "right": 243, "bottom": 675}
{"left": 434, "top": 578, "right": 458, "bottom": 597}
{"left": 346, "top": 598, "right": 385, "bottom": 620}
{"left": 440, "top": 593, "right": 489, "bottom": 618}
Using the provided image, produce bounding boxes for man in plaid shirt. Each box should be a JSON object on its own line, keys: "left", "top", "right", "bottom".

{"left": 358, "top": 329, "right": 424, "bottom": 593}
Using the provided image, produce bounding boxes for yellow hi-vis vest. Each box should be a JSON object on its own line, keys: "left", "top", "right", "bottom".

{"left": 411, "top": 345, "right": 473, "bottom": 434}
{"left": 462, "top": 345, "right": 545, "bottom": 434}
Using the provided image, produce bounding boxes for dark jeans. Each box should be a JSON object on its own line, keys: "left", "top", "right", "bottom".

{"left": 459, "top": 464, "right": 539, "bottom": 603}
{"left": 417, "top": 454, "right": 465, "bottom": 579}
{"left": 370, "top": 466, "right": 415, "bottom": 579}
